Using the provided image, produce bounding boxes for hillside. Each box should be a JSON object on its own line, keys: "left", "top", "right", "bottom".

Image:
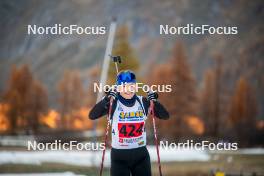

{"left": 0, "top": 0, "right": 263, "bottom": 115}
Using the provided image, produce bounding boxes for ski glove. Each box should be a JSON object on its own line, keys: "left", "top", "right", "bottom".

{"left": 106, "top": 88, "right": 118, "bottom": 100}
{"left": 147, "top": 91, "right": 158, "bottom": 101}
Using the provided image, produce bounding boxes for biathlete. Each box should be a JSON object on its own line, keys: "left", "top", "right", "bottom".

{"left": 89, "top": 70, "right": 169, "bottom": 176}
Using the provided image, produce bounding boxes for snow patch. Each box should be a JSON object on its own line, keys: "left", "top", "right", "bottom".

{"left": 0, "top": 146, "right": 209, "bottom": 167}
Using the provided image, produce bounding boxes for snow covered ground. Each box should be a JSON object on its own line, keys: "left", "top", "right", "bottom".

{"left": 0, "top": 147, "right": 263, "bottom": 168}
{"left": 208, "top": 148, "right": 264, "bottom": 155}
{"left": 0, "top": 146, "right": 209, "bottom": 167}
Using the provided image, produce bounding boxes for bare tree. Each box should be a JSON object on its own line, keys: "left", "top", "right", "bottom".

{"left": 150, "top": 42, "right": 197, "bottom": 140}
{"left": 4, "top": 64, "right": 48, "bottom": 134}
{"left": 57, "top": 70, "right": 84, "bottom": 130}
{"left": 229, "top": 77, "right": 257, "bottom": 145}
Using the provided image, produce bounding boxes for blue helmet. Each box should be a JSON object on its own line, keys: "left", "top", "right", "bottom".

{"left": 116, "top": 70, "right": 136, "bottom": 85}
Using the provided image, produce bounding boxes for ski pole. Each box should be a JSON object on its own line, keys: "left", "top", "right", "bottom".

{"left": 149, "top": 100, "right": 163, "bottom": 176}
{"left": 99, "top": 55, "right": 121, "bottom": 176}
{"left": 99, "top": 97, "right": 113, "bottom": 176}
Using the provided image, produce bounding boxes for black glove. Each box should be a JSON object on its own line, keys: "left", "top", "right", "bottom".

{"left": 147, "top": 91, "right": 158, "bottom": 101}
{"left": 106, "top": 88, "right": 118, "bottom": 100}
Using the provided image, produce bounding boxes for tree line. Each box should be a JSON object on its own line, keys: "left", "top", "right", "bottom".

{"left": 148, "top": 42, "right": 262, "bottom": 146}
{"left": 0, "top": 25, "right": 263, "bottom": 147}
{"left": 0, "top": 65, "right": 89, "bottom": 134}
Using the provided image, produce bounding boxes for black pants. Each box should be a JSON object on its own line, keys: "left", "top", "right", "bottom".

{"left": 111, "top": 146, "right": 151, "bottom": 176}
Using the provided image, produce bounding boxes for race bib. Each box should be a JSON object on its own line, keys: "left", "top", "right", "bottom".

{"left": 111, "top": 96, "right": 147, "bottom": 149}
{"left": 118, "top": 122, "right": 144, "bottom": 138}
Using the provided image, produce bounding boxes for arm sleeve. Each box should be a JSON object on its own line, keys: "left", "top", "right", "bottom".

{"left": 89, "top": 97, "right": 109, "bottom": 120}
{"left": 142, "top": 97, "right": 170, "bottom": 120}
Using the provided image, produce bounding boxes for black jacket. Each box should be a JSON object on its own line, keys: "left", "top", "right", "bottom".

{"left": 89, "top": 95, "right": 169, "bottom": 120}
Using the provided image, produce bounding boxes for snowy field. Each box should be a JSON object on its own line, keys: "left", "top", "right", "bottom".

{"left": 0, "top": 146, "right": 210, "bottom": 167}
{"left": 0, "top": 147, "right": 264, "bottom": 176}
{"left": 1, "top": 147, "right": 264, "bottom": 168}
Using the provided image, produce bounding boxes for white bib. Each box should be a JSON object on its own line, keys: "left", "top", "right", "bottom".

{"left": 111, "top": 96, "right": 147, "bottom": 149}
